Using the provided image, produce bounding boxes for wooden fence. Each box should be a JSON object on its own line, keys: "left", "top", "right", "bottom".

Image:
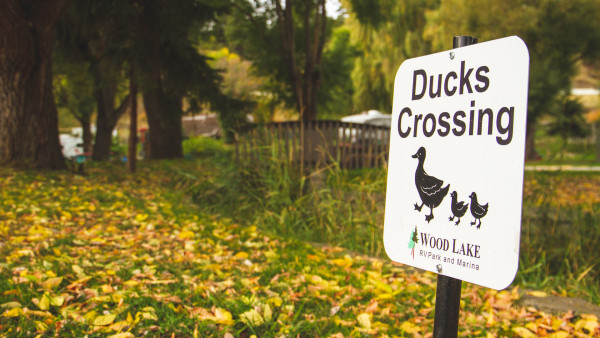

{"left": 235, "top": 120, "right": 390, "bottom": 170}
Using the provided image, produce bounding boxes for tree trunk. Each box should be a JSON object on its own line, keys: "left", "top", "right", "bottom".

{"left": 128, "top": 66, "right": 137, "bottom": 173}
{"left": 301, "top": 0, "right": 325, "bottom": 122}
{"left": 93, "top": 120, "right": 114, "bottom": 161}
{"left": 143, "top": 88, "right": 183, "bottom": 159}
{"left": 596, "top": 120, "right": 600, "bottom": 162}
{"left": 80, "top": 118, "right": 93, "bottom": 154}
{"left": 91, "top": 65, "right": 129, "bottom": 161}
{"left": 525, "top": 121, "right": 539, "bottom": 161}
{"left": 0, "top": 0, "right": 72, "bottom": 170}
{"left": 274, "top": 0, "right": 325, "bottom": 122}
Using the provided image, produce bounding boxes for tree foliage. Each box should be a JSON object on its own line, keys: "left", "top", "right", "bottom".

{"left": 135, "top": 0, "right": 228, "bottom": 158}
{"left": 54, "top": 0, "right": 229, "bottom": 160}
{"left": 422, "top": 0, "right": 600, "bottom": 159}
{"left": 318, "top": 26, "right": 360, "bottom": 118}
{"left": 56, "top": 0, "right": 132, "bottom": 160}
{"left": 227, "top": 0, "right": 338, "bottom": 121}
{"left": 345, "top": 0, "right": 600, "bottom": 158}
{"left": 343, "top": 0, "right": 438, "bottom": 113}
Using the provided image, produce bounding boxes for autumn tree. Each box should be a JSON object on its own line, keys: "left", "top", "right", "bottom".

{"left": 135, "top": 0, "right": 227, "bottom": 159}
{"left": 342, "top": 0, "right": 438, "bottom": 113}
{"left": 57, "top": 0, "right": 132, "bottom": 161}
{"left": 0, "top": 0, "right": 73, "bottom": 169}
{"left": 317, "top": 26, "right": 360, "bottom": 118}
{"left": 424, "top": 0, "right": 600, "bottom": 160}
{"left": 227, "top": 0, "right": 330, "bottom": 121}
{"left": 56, "top": 0, "right": 226, "bottom": 160}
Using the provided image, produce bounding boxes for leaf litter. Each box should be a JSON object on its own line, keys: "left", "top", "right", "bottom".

{"left": 0, "top": 165, "right": 597, "bottom": 337}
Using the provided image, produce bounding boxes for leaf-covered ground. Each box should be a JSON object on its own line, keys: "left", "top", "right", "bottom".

{"left": 0, "top": 164, "right": 598, "bottom": 337}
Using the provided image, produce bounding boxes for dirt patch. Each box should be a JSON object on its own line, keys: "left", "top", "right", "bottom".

{"left": 517, "top": 292, "right": 600, "bottom": 317}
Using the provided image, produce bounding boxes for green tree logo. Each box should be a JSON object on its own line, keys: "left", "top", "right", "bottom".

{"left": 408, "top": 226, "right": 419, "bottom": 259}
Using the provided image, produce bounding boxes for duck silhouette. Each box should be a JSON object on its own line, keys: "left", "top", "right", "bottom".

{"left": 449, "top": 191, "right": 469, "bottom": 225}
{"left": 468, "top": 192, "right": 488, "bottom": 229}
{"left": 412, "top": 147, "right": 450, "bottom": 223}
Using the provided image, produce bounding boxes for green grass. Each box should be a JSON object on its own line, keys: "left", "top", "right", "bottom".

{"left": 516, "top": 171, "right": 600, "bottom": 303}
{"left": 180, "top": 136, "right": 600, "bottom": 305}
{"left": 532, "top": 125, "right": 599, "bottom": 165}
{"left": 0, "top": 136, "right": 598, "bottom": 336}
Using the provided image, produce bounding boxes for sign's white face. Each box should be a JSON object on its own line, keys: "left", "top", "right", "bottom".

{"left": 383, "top": 36, "right": 529, "bottom": 290}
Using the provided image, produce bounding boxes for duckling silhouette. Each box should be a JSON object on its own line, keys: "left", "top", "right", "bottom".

{"left": 412, "top": 147, "right": 450, "bottom": 223}
{"left": 449, "top": 191, "right": 469, "bottom": 225}
{"left": 468, "top": 192, "right": 488, "bottom": 229}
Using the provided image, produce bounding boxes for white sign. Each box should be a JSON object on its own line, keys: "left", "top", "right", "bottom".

{"left": 383, "top": 36, "right": 529, "bottom": 290}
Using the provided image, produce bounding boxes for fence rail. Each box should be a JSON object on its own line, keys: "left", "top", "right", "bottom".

{"left": 235, "top": 120, "right": 391, "bottom": 170}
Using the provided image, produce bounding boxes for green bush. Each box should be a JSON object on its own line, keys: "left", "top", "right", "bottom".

{"left": 182, "top": 136, "right": 231, "bottom": 158}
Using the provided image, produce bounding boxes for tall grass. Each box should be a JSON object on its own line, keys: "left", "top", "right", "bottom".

{"left": 517, "top": 172, "right": 600, "bottom": 303}
{"left": 236, "top": 137, "right": 387, "bottom": 256}
{"left": 177, "top": 136, "right": 600, "bottom": 302}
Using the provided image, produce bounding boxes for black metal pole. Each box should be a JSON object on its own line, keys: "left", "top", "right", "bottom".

{"left": 432, "top": 35, "right": 477, "bottom": 338}
{"left": 433, "top": 275, "right": 462, "bottom": 337}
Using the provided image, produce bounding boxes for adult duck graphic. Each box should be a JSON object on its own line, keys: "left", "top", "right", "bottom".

{"left": 412, "top": 147, "right": 450, "bottom": 223}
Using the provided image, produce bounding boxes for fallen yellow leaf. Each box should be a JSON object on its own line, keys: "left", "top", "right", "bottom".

{"left": 38, "top": 294, "right": 50, "bottom": 310}
{"left": 109, "top": 320, "right": 130, "bottom": 331}
{"left": 214, "top": 308, "right": 233, "bottom": 325}
{"left": 240, "top": 309, "right": 264, "bottom": 327}
{"left": 2, "top": 307, "right": 23, "bottom": 318}
{"left": 512, "top": 327, "right": 536, "bottom": 338}
{"left": 1, "top": 302, "right": 21, "bottom": 309}
{"left": 94, "top": 314, "right": 116, "bottom": 326}
{"left": 42, "top": 277, "right": 63, "bottom": 290}
{"left": 527, "top": 291, "right": 547, "bottom": 297}
{"left": 574, "top": 318, "right": 599, "bottom": 333}
{"left": 400, "top": 321, "right": 421, "bottom": 333}
{"left": 107, "top": 332, "right": 135, "bottom": 338}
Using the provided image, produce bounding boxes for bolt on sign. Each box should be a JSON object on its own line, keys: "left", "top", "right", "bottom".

{"left": 383, "top": 36, "right": 530, "bottom": 290}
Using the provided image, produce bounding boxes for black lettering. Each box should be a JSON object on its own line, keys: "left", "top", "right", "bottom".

{"left": 459, "top": 61, "right": 474, "bottom": 94}
{"left": 423, "top": 114, "right": 436, "bottom": 137}
{"left": 429, "top": 74, "right": 442, "bottom": 98}
{"left": 469, "top": 101, "right": 475, "bottom": 135}
{"left": 435, "top": 238, "right": 443, "bottom": 249}
{"left": 444, "top": 71, "right": 457, "bottom": 96}
{"left": 466, "top": 243, "right": 475, "bottom": 257}
{"left": 477, "top": 108, "right": 494, "bottom": 135}
{"left": 452, "top": 111, "right": 466, "bottom": 136}
{"left": 442, "top": 239, "right": 449, "bottom": 251}
{"left": 420, "top": 232, "right": 430, "bottom": 245}
{"left": 413, "top": 114, "right": 423, "bottom": 137}
{"left": 412, "top": 69, "right": 427, "bottom": 100}
{"left": 496, "top": 106, "right": 514, "bottom": 145}
{"left": 475, "top": 66, "right": 490, "bottom": 93}
{"left": 437, "top": 112, "right": 451, "bottom": 137}
{"left": 398, "top": 107, "right": 412, "bottom": 138}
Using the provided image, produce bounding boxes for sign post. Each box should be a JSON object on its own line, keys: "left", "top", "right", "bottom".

{"left": 383, "top": 35, "right": 529, "bottom": 336}
{"left": 432, "top": 36, "right": 477, "bottom": 338}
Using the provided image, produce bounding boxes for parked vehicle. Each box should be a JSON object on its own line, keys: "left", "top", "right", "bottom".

{"left": 59, "top": 134, "right": 84, "bottom": 159}
{"left": 340, "top": 110, "right": 391, "bottom": 144}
